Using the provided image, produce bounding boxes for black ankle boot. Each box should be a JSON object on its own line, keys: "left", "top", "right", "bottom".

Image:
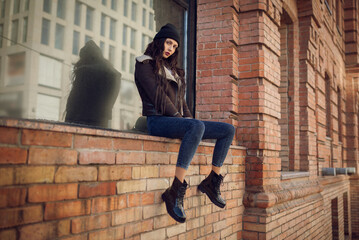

{"left": 198, "top": 170, "right": 226, "bottom": 208}
{"left": 162, "top": 177, "right": 188, "bottom": 223}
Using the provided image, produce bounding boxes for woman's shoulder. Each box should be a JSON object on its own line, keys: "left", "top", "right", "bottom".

{"left": 136, "top": 55, "right": 153, "bottom": 64}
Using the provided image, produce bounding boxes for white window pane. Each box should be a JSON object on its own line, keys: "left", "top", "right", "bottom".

{"left": 36, "top": 94, "right": 60, "bottom": 121}
{"left": 38, "top": 55, "right": 62, "bottom": 88}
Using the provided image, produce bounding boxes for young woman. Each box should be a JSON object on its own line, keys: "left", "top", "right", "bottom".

{"left": 134, "top": 23, "right": 235, "bottom": 223}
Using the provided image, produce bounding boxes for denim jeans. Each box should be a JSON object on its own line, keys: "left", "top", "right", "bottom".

{"left": 147, "top": 116, "right": 235, "bottom": 170}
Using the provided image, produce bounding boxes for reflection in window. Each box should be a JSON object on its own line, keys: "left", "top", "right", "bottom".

{"left": 122, "top": 24, "right": 128, "bottom": 46}
{"left": 36, "top": 94, "right": 60, "bottom": 121}
{"left": 130, "top": 28, "right": 136, "bottom": 49}
{"left": 129, "top": 53, "right": 135, "bottom": 74}
{"left": 111, "top": 0, "right": 117, "bottom": 11}
{"left": 109, "top": 45, "right": 115, "bottom": 64}
{"left": 0, "top": 0, "right": 5, "bottom": 18}
{"left": 121, "top": 50, "right": 126, "bottom": 71}
{"left": 85, "top": 35, "right": 92, "bottom": 44}
{"left": 143, "top": 0, "right": 146, "bottom": 4}
{"left": 74, "top": 1, "right": 81, "bottom": 26}
{"left": 131, "top": 2, "right": 137, "bottom": 21}
{"left": 86, "top": 6, "right": 94, "bottom": 31}
{"left": 0, "top": 24, "right": 3, "bottom": 47}
{"left": 123, "top": 0, "right": 128, "bottom": 17}
{"left": 57, "top": 0, "right": 66, "bottom": 19}
{"left": 43, "top": 0, "right": 51, "bottom": 13}
{"left": 102, "top": 0, "right": 107, "bottom": 5}
{"left": 55, "top": 24, "right": 64, "bottom": 50}
{"left": 11, "top": 19, "right": 19, "bottom": 45}
{"left": 13, "top": 0, "right": 20, "bottom": 14}
{"left": 141, "top": 34, "right": 146, "bottom": 52}
{"left": 7, "top": 53, "right": 25, "bottom": 86}
{"left": 38, "top": 55, "right": 62, "bottom": 89}
{"left": 72, "top": 31, "right": 80, "bottom": 55}
{"left": 101, "top": 14, "right": 106, "bottom": 36}
{"left": 100, "top": 41, "right": 105, "bottom": 54}
{"left": 142, "top": 8, "right": 146, "bottom": 27}
{"left": 41, "top": 18, "right": 50, "bottom": 45}
{"left": 110, "top": 18, "right": 116, "bottom": 40}
{"left": 22, "top": 17, "right": 28, "bottom": 43}
{"left": 24, "top": 0, "right": 29, "bottom": 11}
{"left": 149, "top": 12, "right": 154, "bottom": 30}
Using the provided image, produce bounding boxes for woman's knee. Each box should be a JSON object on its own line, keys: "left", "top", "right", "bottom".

{"left": 188, "top": 119, "right": 205, "bottom": 136}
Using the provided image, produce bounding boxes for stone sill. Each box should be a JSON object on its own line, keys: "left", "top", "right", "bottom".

{"left": 0, "top": 117, "right": 246, "bottom": 150}
{"left": 281, "top": 171, "right": 310, "bottom": 180}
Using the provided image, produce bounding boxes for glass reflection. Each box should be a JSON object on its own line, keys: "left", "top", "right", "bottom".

{"left": 0, "top": 0, "right": 188, "bottom": 130}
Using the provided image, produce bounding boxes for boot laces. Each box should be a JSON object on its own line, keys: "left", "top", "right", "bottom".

{"left": 213, "top": 174, "right": 224, "bottom": 195}
{"left": 177, "top": 185, "right": 187, "bottom": 205}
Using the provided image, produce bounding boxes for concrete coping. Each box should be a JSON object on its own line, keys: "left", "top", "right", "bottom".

{"left": 281, "top": 171, "right": 310, "bottom": 180}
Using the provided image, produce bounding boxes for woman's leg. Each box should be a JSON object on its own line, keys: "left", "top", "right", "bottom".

{"left": 198, "top": 121, "right": 235, "bottom": 208}
{"left": 147, "top": 116, "right": 205, "bottom": 175}
{"left": 201, "top": 121, "right": 235, "bottom": 168}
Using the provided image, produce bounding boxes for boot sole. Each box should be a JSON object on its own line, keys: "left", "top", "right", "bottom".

{"left": 161, "top": 193, "right": 186, "bottom": 223}
{"left": 198, "top": 184, "right": 226, "bottom": 208}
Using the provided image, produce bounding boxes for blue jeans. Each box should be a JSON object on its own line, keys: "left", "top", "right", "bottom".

{"left": 147, "top": 116, "right": 235, "bottom": 170}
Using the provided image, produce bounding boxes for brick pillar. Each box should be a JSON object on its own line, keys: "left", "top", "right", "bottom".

{"left": 345, "top": 66, "right": 359, "bottom": 171}
{"left": 196, "top": 0, "right": 240, "bottom": 138}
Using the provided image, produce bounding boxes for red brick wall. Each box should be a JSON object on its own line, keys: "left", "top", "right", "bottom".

{"left": 0, "top": 119, "right": 246, "bottom": 240}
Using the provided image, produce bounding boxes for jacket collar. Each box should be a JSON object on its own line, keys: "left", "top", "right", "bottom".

{"left": 136, "top": 55, "right": 180, "bottom": 84}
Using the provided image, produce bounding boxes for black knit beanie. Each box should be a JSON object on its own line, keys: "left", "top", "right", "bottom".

{"left": 153, "top": 23, "right": 180, "bottom": 46}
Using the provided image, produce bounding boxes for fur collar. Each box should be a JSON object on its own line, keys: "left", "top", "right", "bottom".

{"left": 136, "top": 55, "right": 180, "bottom": 84}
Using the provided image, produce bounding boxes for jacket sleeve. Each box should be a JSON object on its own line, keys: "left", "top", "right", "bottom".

{"left": 182, "top": 98, "right": 193, "bottom": 118}
{"left": 135, "top": 61, "right": 182, "bottom": 117}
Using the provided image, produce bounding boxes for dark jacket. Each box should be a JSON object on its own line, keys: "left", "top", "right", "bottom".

{"left": 134, "top": 55, "right": 192, "bottom": 118}
{"left": 65, "top": 63, "right": 121, "bottom": 128}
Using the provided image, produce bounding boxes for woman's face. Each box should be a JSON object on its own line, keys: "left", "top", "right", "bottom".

{"left": 162, "top": 38, "right": 178, "bottom": 59}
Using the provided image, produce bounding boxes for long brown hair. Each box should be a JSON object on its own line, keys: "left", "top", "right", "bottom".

{"left": 144, "top": 38, "right": 186, "bottom": 115}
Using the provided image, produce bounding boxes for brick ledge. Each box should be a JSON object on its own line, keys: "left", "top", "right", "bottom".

{"left": 0, "top": 117, "right": 245, "bottom": 150}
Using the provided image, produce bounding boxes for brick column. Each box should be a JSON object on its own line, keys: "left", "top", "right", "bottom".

{"left": 196, "top": 0, "right": 240, "bottom": 134}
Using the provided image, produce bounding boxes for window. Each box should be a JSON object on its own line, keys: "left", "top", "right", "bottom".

{"left": 149, "top": 12, "right": 154, "bottom": 30}
{"left": 100, "top": 41, "right": 105, "bottom": 54}
{"left": 0, "top": 24, "right": 3, "bottom": 47}
{"left": 0, "top": 0, "right": 196, "bottom": 131}
{"left": 36, "top": 94, "right": 60, "bottom": 121}
{"left": 111, "top": 0, "right": 117, "bottom": 10}
{"left": 122, "top": 25, "right": 128, "bottom": 46}
{"left": 101, "top": 14, "right": 106, "bottom": 36}
{"left": 142, "top": 8, "right": 146, "bottom": 27}
{"left": 130, "top": 28, "right": 136, "bottom": 49}
{"left": 22, "top": 17, "right": 28, "bottom": 43}
{"left": 43, "top": 0, "right": 51, "bottom": 13}
{"left": 121, "top": 50, "right": 126, "bottom": 71}
{"left": 150, "top": 0, "right": 153, "bottom": 8}
{"left": 24, "top": 0, "right": 29, "bottom": 10}
{"left": 131, "top": 2, "right": 137, "bottom": 21}
{"left": 72, "top": 31, "right": 80, "bottom": 55}
{"left": 74, "top": 1, "right": 81, "bottom": 26}
{"left": 129, "top": 53, "right": 135, "bottom": 74}
{"left": 11, "top": 19, "right": 19, "bottom": 45}
{"left": 85, "top": 35, "right": 92, "bottom": 44}
{"left": 57, "top": 0, "right": 66, "bottom": 19}
{"left": 13, "top": 0, "right": 20, "bottom": 14}
{"left": 38, "top": 55, "right": 62, "bottom": 89}
{"left": 109, "top": 45, "right": 115, "bottom": 63}
{"left": 335, "top": 0, "right": 342, "bottom": 33}
{"left": 86, "top": 6, "right": 94, "bottom": 31}
{"left": 110, "top": 18, "right": 116, "bottom": 40}
{"left": 55, "top": 24, "right": 64, "bottom": 50}
{"left": 141, "top": 34, "right": 146, "bottom": 52}
{"left": 123, "top": 0, "right": 128, "bottom": 17}
{"left": 0, "top": 0, "right": 5, "bottom": 18}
